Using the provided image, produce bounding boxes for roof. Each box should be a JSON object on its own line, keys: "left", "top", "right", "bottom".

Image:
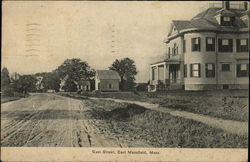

{"left": 167, "top": 7, "right": 248, "bottom": 41}
{"left": 172, "top": 20, "right": 190, "bottom": 31}
{"left": 78, "top": 80, "right": 90, "bottom": 85}
{"left": 96, "top": 70, "right": 120, "bottom": 80}
{"left": 150, "top": 59, "right": 181, "bottom": 65}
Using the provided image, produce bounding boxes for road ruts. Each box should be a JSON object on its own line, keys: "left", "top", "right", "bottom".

{"left": 1, "top": 93, "right": 128, "bottom": 147}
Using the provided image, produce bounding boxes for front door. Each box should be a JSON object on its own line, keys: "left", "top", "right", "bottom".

{"left": 169, "top": 64, "right": 180, "bottom": 83}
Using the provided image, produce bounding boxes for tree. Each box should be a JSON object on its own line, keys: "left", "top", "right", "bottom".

{"left": 13, "top": 75, "right": 37, "bottom": 94}
{"left": 55, "top": 58, "right": 95, "bottom": 92}
{"left": 109, "top": 57, "right": 137, "bottom": 91}
{"left": 63, "top": 78, "right": 78, "bottom": 92}
{"left": 42, "top": 72, "right": 61, "bottom": 92}
{"left": 1, "top": 67, "right": 11, "bottom": 88}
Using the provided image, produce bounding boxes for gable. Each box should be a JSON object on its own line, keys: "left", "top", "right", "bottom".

{"left": 168, "top": 23, "right": 178, "bottom": 36}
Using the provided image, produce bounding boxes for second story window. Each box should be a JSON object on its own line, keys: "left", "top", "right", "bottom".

{"left": 206, "top": 37, "right": 215, "bottom": 51}
{"left": 168, "top": 47, "right": 171, "bottom": 58}
{"left": 172, "top": 43, "right": 178, "bottom": 56}
{"left": 191, "top": 37, "right": 200, "bottom": 52}
{"left": 236, "top": 39, "right": 249, "bottom": 52}
{"left": 218, "top": 38, "right": 233, "bottom": 52}
{"left": 190, "top": 63, "right": 200, "bottom": 77}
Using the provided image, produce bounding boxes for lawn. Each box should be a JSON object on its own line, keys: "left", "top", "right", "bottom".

{"left": 84, "top": 99, "right": 248, "bottom": 148}
{"left": 69, "top": 90, "right": 249, "bottom": 122}
{"left": 1, "top": 96, "right": 22, "bottom": 103}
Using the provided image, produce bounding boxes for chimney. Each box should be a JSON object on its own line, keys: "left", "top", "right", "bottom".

{"left": 244, "top": 2, "right": 248, "bottom": 11}
{"left": 222, "top": 1, "right": 230, "bottom": 10}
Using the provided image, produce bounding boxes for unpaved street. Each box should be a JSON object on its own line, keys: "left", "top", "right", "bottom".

{"left": 1, "top": 93, "right": 132, "bottom": 147}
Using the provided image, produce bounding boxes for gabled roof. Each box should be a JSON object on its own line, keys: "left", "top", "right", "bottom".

{"left": 167, "top": 7, "right": 248, "bottom": 41}
{"left": 172, "top": 20, "right": 190, "bottom": 31}
{"left": 96, "top": 70, "right": 120, "bottom": 80}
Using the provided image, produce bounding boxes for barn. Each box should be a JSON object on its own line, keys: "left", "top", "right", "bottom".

{"left": 95, "top": 70, "right": 120, "bottom": 92}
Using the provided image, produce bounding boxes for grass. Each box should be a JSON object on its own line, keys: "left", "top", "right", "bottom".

{"left": 1, "top": 92, "right": 27, "bottom": 103}
{"left": 84, "top": 99, "right": 248, "bottom": 148}
{"left": 69, "top": 90, "right": 249, "bottom": 122}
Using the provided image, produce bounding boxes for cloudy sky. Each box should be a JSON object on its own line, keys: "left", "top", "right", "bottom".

{"left": 2, "top": 1, "right": 209, "bottom": 82}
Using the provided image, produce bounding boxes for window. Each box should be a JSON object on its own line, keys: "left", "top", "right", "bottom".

{"left": 184, "top": 64, "right": 187, "bottom": 78}
{"left": 221, "top": 16, "right": 235, "bottom": 26}
{"left": 221, "top": 63, "right": 230, "bottom": 71}
{"left": 109, "top": 83, "right": 112, "bottom": 89}
{"left": 205, "top": 63, "right": 215, "bottom": 77}
{"left": 183, "top": 40, "right": 186, "bottom": 53}
{"left": 172, "top": 43, "right": 178, "bottom": 56}
{"left": 223, "top": 17, "right": 230, "bottom": 22}
{"left": 236, "top": 39, "right": 249, "bottom": 52}
{"left": 218, "top": 38, "right": 233, "bottom": 52}
{"left": 190, "top": 63, "right": 200, "bottom": 77}
{"left": 237, "top": 64, "right": 249, "bottom": 77}
{"left": 191, "top": 37, "right": 201, "bottom": 51}
{"left": 206, "top": 37, "right": 215, "bottom": 51}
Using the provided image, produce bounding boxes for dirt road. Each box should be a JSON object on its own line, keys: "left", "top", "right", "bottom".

{"left": 1, "top": 93, "right": 132, "bottom": 147}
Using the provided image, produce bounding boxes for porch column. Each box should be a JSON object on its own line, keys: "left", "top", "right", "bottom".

{"left": 156, "top": 66, "right": 159, "bottom": 81}
{"left": 163, "top": 63, "right": 166, "bottom": 84}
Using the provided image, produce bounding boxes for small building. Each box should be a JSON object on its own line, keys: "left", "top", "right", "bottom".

{"left": 95, "top": 70, "right": 120, "bottom": 92}
{"left": 77, "top": 80, "right": 91, "bottom": 91}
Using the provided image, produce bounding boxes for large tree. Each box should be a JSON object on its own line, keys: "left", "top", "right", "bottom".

{"left": 42, "top": 72, "right": 61, "bottom": 92}
{"left": 12, "top": 75, "right": 37, "bottom": 94}
{"left": 1, "top": 67, "right": 11, "bottom": 88}
{"left": 55, "top": 58, "right": 95, "bottom": 92}
{"left": 109, "top": 57, "right": 137, "bottom": 91}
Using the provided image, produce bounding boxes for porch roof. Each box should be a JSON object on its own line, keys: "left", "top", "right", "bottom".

{"left": 150, "top": 59, "right": 180, "bottom": 65}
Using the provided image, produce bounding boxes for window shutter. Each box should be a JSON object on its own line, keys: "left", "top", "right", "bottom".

{"left": 236, "top": 39, "right": 240, "bottom": 52}
{"left": 198, "top": 38, "right": 201, "bottom": 51}
{"left": 246, "top": 39, "right": 249, "bottom": 51}
{"left": 191, "top": 38, "right": 195, "bottom": 51}
{"left": 237, "top": 64, "right": 241, "bottom": 77}
{"left": 229, "top": 39, "right": 233, "bottom": 52}
{"left": 218, "top": 39, "right": 222, "bottom": 52}
{"left": 190, "top": 64, "right": 193, "bottom": 77}
{"left": 247, "top": 64, "right": 249, "bottom": 77}
{"left": 198, "top": 64, "right": 201, "bottom": 77}
{"left": 212, "top": 64, "right": 215, "bottom": 77}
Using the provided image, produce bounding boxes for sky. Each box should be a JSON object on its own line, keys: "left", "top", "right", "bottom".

{"left": 2, "top": 1, "right": 210, "bottom": 82}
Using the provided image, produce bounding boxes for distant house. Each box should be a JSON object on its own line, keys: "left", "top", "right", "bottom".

{"left": 95, "top": 70, "right": 120, "bottom": 92}
{"left": 77, "top": 80, "right": 91, "bottom": 91}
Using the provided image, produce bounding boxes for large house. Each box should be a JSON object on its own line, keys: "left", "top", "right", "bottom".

{"left": 95, "top": 70, "right": 120, "bottom": 91}
{"left": 149, "top": 1, "right": 249, "bottom": 91}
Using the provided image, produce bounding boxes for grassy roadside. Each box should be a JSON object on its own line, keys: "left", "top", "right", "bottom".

{"left": 84, "top": 99, "right": 248, "bottom": 148}
{"left": 1, "top": 96, "right": 22, "bottom": 103}
{"left": 62, "top": 90, "right": 249, "bottom": 122}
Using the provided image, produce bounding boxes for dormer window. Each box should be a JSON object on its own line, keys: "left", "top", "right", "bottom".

{"left": 223, "top": 17, "right": 231, "bottom": 22}
{"left": 221, "top": 16, "right": 235, "bottom": 26}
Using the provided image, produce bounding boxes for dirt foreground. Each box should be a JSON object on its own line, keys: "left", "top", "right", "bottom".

{"left": 1, "top": 93, "right": 148, "bottom": 147}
